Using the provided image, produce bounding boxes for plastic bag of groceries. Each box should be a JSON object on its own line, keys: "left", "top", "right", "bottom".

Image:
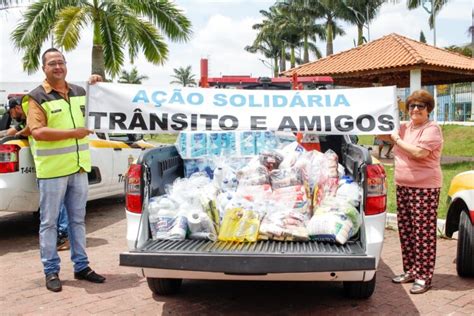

{"left": 211, "top": 157, "right": 239, "bottom": 192}
{"left": 148, "top": 195, "right": 188, "bottom": 240}
{"left": 166, "top": 172, "right": 212, "bottom": 207}
{"left": 196, "top": 183, "right": 220, "bottom": 239}
{"left": 259, "top": 205, "right": 310, "bottom": 241}
{"left": 310, "top": 150, "right": 340, "bottom": 207}
{"left": 278, "top": 141, "right": 305, "bottom": 169}
{"left": 259, "top": 150, "right": 284, "bottom": 172}
{"left": 307, "top": 197, "right": 362, "bottom": 244}
{"left": 237, "top": 165, "right": 270, "bottom": 186}
{"left": 269, "top": 168, "right": 304, "bottom": 189}
{"left": 271, "top": 185, "right": 309, "bottom": 212}
{"left": 236, "top": 184, "right": 272, "bottom": 202}
{"left": 186, "top": 209, "right": 218, "bottom": 241}
{"left": 336, "top": 175, "right": 361, "bottom": 206}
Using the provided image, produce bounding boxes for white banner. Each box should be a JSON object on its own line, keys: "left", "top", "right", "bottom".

{"left": 87, "top": 83, "right": 399, "bottom": 135}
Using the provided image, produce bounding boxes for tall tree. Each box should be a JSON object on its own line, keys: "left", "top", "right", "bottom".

{"left": 11, "top": 0, "right": 192, "bottom": 79}
{"left": 247, "top": 7, "right": 284, "bottom": 76}
{"left": 170, "top": 65, "right": 196, "bottom": 87}
{"left": 277, "top": 0, "right": 325, "bottom": 63}
{"left": 245, "top": 39, "right": 281, "bottom": 77}
{"left": 342, "top": 0, "right": 384, "bottom": 46}
{"left": 275, "top": 5, "right": 303, "bottom": 68}
{"left": 307, "top": 0, "right": 347, "bottom": 56}
{"left": 406, "top": 0, "right": 450, "bottom": 29}
{"left": 118, "top": 67, "right": 148, "bottom": 84}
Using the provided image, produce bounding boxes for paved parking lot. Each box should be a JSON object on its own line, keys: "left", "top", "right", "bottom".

{"left": 0, "top": 197, "right": 473, "bottom": 315}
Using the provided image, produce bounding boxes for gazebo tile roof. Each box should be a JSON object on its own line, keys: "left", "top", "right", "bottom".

{"left": 286, "top": 33, "right": 474, "bottom": 78}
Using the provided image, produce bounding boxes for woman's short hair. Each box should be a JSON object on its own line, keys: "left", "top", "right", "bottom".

{"left": 406, "top": 89, "right": 435, "bottom": 113}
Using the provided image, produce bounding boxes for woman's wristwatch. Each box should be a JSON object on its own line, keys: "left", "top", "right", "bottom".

{"left": 394, "top": 136, "right": 401, "bottom": 145}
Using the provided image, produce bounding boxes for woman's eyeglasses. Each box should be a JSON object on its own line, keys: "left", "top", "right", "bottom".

{"left": 409, "top": 103, "right": 427, "bottom": 110}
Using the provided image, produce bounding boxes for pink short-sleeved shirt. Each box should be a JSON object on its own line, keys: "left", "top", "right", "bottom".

{"left": 393, "top": 121, "right": 443, "bottom": 188}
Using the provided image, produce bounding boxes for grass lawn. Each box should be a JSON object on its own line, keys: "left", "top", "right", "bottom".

{"left": 145, "top": 133, "right": 177, "bottom": 144}
{"left": 357, "top": 124, "right": 474, "bottom": 157}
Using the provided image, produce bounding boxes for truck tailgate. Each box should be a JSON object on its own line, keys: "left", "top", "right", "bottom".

{"left": 120, "top": 239, "right": 375, "bottom": 274}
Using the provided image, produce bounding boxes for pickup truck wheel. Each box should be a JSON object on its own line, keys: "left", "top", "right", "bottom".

{"left": 343, "top": 274, "right": 376, "bottom": 299}
{"left": 146, "top": 277, "right": 182, "bottom": 295}
{"left": 457, "top": 211, "right": 474, "bottom": 277}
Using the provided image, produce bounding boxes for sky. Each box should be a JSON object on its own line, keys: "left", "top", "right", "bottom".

{"left": 0, "top": 0, "right": 472, "bottom": 87}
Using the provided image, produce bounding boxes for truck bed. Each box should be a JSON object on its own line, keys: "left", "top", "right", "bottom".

{"left": 121, "top": 135, "right": 376, "bottom": 274}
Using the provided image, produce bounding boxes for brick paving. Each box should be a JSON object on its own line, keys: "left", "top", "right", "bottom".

{"left": 0, "top": 197, "right": 473, "bottom": 315}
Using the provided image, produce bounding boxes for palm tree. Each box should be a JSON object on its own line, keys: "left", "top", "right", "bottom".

{"left": 342, "top": 0, "right": 384, "bottom": 46}
{"left": 406, "top": 0, "right": 450, "bottom": 28}
{"left": 277, "top": 0, "right": 325, "bottom": 64}
{"left": 276, "top": 15, "right": 303, "bottom": 68}
{"left": 301, "top": 0, "right": 346, "bottom": 56}
{"left": 170, "top": 66, "right": 196, "bottom": 87}
{"left": 11, "top": 0, "right": 192, "bottom": 79}
{"left": 118, "top": 67, "right": 148, "bottom": 84}
{"left": 245, "top": 38, "right": 281, "bottom": 77}
{"left": 249, "top": 6, "right": 287, "bottom": 74}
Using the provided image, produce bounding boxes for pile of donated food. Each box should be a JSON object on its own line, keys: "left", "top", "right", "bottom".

{"left": 148, "top": 131, "right": 361, "bottom": 245}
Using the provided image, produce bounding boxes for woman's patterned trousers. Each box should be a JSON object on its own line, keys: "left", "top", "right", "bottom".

{"left": 396, "top": 185, "right": 441, "bottom": 285}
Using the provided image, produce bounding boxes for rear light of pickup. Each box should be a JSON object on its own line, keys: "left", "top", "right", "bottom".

{"left": 365, "top": 164, "right": 387, "bottom": 215}
{"left": 0, "top": 144, "right": 20, "bottom": 173}
{"left": 125, "top": 163, "right": 142, "bottom": 214}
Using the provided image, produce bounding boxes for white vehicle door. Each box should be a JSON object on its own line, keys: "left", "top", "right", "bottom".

{"left": 87, "top": 133, "right": 116, "bottom": 200}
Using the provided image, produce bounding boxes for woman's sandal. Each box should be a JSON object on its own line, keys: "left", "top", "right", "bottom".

{"left": 392, "top": 273, "right": 416, "bottom": 284}
{"left": 410, "top": 280, "right": 431, "bottom": 294}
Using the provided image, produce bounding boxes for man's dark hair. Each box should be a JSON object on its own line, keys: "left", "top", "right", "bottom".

{"left": 41, "top": 48, "right": 66, "bottom": 66}
{"left": 8, "top": 97, "right": 21, "bottom": 110}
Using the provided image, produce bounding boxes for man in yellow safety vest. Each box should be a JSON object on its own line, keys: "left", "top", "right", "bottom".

{"left": 26, "top": 48, "right": 105, "bottom": 292}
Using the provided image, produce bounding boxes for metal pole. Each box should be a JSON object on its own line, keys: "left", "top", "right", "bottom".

{"left": 432, "top": 0, "right": 436, "bottom": 47}
{"left": 471, "top": 10, "right": 474, "bottom": 120}
{"left": 366, "top": 6, "right": 370, "bottom": 42}
{"left": 431, "top": 0, "right": 438, "bottom": 121}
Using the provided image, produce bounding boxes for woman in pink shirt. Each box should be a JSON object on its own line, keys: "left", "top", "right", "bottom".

{"left": 380, "top": 89, "right": 443, "bottom": 294}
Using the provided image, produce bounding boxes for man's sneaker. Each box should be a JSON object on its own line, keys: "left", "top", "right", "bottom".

{"left": 74, "top": 267, "right": 106, "bottom": 283}
{"left": 45, "top": 273, "right": 62, "bottom": 292}
{"left": 57, "top": 236, "right": 70, "bottom": 251}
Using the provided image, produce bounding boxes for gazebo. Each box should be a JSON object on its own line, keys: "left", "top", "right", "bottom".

{"left": 283, "top": 33, "right": 474, "bottom": 91}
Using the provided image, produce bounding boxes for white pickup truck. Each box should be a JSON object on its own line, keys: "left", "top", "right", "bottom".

{"left": 0, "top": 133, "right": 154, "bottom": 214}
{"left": 120, "top": 134, "right": 388, "bottom": 299}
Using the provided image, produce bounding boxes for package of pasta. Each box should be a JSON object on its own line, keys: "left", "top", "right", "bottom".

{"left": 236, "top": 184, "right": 272, "bottom": 202}
{"left": 269, "top": 168, "right": 303, "bottom": 189}
{"left": 259, "top": 207, "right": 309, "bottom": 241}
{"left": 259, "top": 150, "right": 284, "bottom": 172}
{"left": 236, "top": 165, "right": 270, "bottom": 186}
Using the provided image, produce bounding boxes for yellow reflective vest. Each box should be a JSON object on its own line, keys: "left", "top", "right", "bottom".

{"left": 27, "top": 84, "right": 91, "bottom": 179}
